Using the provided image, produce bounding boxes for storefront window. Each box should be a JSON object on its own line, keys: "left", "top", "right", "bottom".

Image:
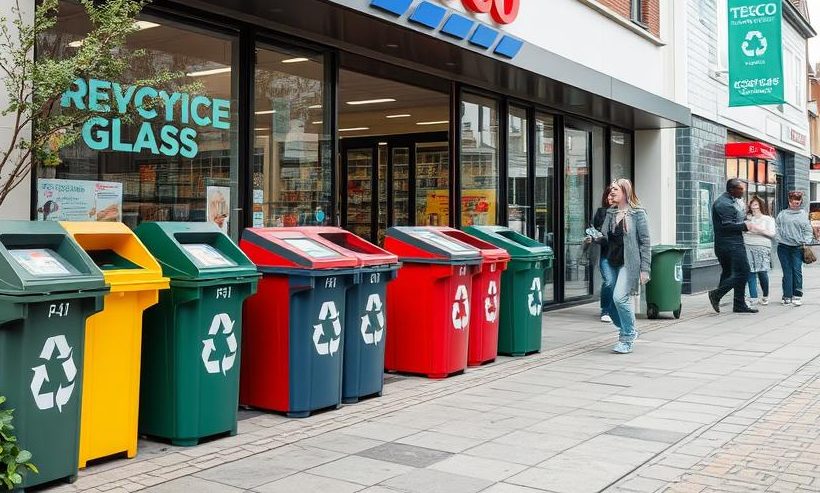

{"left": 507, "top": 106, "right": 528, "bottom": 234}
{"left": 609, "top": 130, "right": 632, "bottom": 182}
{"left": 534, "top": 113, "right": 555, "bottom": 303}
{"left": 253, "top": 45, "right": 330, "bottom": 227}
{"left": 38, "top": 3, "right": 239, "bottom": 237}
{"left": 461, "top": 93, "right": 499, "bottom": 226}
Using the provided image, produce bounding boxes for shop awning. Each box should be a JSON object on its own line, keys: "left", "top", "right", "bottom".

{"left": 725, "top": 142, "right": 777, "bottom": 160}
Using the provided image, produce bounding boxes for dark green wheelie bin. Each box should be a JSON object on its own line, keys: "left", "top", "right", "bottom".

{"left": 464, "top": 226, "right": 553, "bottom": 356}
{"left": 135, "top": 222, "right": 259, "bottom": 446}
{"left": 0, "top": 220, "right": 107, "bottom": 490}
{"left": 645, "top": 245, "right": 689, "bottom": 320}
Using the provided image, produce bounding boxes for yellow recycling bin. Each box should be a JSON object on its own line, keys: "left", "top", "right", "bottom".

{"left": 61, "top": 222, "right": 169, "bottom": 468}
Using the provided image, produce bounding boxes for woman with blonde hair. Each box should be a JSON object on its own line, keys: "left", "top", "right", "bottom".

{"left": 592, "top": 178, "right": 651, "bottom": 354}
{"left": 743, "top": 195, "right": 776, "bottom": 305}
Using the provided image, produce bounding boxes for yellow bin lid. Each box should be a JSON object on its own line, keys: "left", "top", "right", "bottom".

{"left": 61, "top": 222, "right": 169, "bottom": 293}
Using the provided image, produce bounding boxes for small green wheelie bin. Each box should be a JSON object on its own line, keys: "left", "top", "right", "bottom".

{"left": 0, "top": 220, "right": 107, "bottom": 489}
{"left": 135, "top": 222, "right": 259, "bottom": 446}
{"left": 645, "top": 245, "right": 689, "bottom": 320}
{"left": 463, "top": 226, "right": 553, "bottom": 356}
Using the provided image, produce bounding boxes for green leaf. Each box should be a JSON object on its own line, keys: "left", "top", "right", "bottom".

{"left": 25, "top": 463, "right": 38, "bottom": 474}
{"left": 14, "top": 451, "right": 30, "bottom": 464}
{"left": 8, "top": 473, "right": 21, "bottom": 485}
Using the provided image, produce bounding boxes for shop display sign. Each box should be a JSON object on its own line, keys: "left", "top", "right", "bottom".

{"left": 696, "top": 182, "right": 716, "bottom": 261}
{"left": 727, "top": 0, "right": 784, "bottom": 107}
{"left": 206, "top": 186, "right": 231, "bottom": 234}
{"left": 37, "top": 178, "right": 122, "bottom": 222}
{"left": 60, "top": 78, "right": 231, "bottom": 159}
{"left": 460, "top": 0, "right": 520, "bottom": 24}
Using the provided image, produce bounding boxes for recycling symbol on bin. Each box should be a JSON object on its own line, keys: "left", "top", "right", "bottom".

{"left": 528, "top": 277, "right": 543, "bottom": 317}
{"left": 30, "top": 335, "right": 76, "bottom": 413}
{"left": 313, "top": 301, "right": 342, "bottom": 356}
{"left": 452, "top": 285, "right": 470, "bottom": 330}
{"left": 741, "top": 30, "right": 768, "bottom": 57}
{"left": 484, "top": 281, "right": 498, "bottom": 323}
{"left": 360, "top": 294, "right": 385, "bottom": 346}
{"left": 201, "top": 313, "right": 238, "bottom": 375}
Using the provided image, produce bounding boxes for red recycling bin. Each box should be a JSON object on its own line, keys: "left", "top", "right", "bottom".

{"left": 435, "top": 228, "right": 510, "bottom": 366}
{"left": 384, "top": 227, "right": 482, "bottom": 379}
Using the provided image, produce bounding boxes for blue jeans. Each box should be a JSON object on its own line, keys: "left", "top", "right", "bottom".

{"left": 747, "top": 271, "right": 769, "bottom": 299}
{"left": 609, "top": 265, "right": 637, "bottom": 343}
{"left": 777, "top": 244, "right": 804, "bottom": 299}
{"left": 599, "top": 257, "right": 617, "bottom": 316}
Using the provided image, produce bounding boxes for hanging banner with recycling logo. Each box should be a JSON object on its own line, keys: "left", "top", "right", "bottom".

{"left": 728, "top": 0, "right": 784, "bottom": 107}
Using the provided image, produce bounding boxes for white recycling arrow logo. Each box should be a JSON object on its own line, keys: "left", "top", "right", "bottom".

{"left": 201, "top": 313, "right": 237, "bottom": 375}
{"left": 30, "top": 335, "right": 76, "bottom": 412}
{"left": 313, "top": 301, "right": 342, "bottom": 356}
{"left": 528, "top": 277, "right": 543, "bottom": 317}
{"left": 741, "top": 30, "right": 768, "bottom": 57}
{"left": 484, "top": 280, "right": 498, "bottom": 323}
{"left": 452, "top": 284, "right": 470, "bottom": 330}
{"left": 361, "top": 294, "right": 385, "bottom": 345}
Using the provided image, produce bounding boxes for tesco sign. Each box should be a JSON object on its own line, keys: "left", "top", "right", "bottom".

{"left": 461, "top": 0, "right": 520, "bottom": 24}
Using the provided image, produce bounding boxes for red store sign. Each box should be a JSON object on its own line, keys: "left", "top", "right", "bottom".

{"left": 461, "top": 0, "right": 521, "bottom": 24}
{"left": 724, "top": 142, "right": 776, "bottom": 161}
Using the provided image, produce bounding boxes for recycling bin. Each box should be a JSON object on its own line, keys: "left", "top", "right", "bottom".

{"left": 308, "top": 228, "right": 400, "bottom": 403}
{"left": 645, "top": 245, "right": 689, "bottom": 319}
{"left": 464, "top": 226, "right": 553, "bottom": 356}
{"left": 240, "top": 228, "right": 359, "bottom": 417}
{"left": 61, "top": 222, "right": 169, "bottom": 468}
{"left": 135, "top": 222, "right": 259, "bottom": 446}
{"left": 384, "top": 227, "right": 482, "bottom": 378}
{"left": 0, "top": 220, "right": 107, "bottom": 489}
{"left": 435, "top": 228, "right": 510, "bottom": 366}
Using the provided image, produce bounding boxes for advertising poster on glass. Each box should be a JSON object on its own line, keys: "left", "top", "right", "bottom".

{"left": 37, "top": 178, "right": 123, "bottom": 222}
{"left": 206, "top": 185, "right": 231, "bottom": 234}
{"left": 697, "top": 182, "right": 716, "bottom": 260}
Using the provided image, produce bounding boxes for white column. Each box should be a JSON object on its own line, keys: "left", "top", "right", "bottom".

{"left": 635, "top": 128, "right": 677, "bottom": 246}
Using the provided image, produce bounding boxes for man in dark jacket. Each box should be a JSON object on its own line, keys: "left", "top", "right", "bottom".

{"left": 708, "top": 179, "right": 760, "bottom": 313}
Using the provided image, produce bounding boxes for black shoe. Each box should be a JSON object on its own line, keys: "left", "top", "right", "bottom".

{"left": 733, "top": 305, "right": 759, "bottom": 313}
{"left": 708, "top": 290, "right": 721, "bottom": 313}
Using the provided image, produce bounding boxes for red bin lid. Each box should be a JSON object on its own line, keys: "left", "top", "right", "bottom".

{"left": 278, "top": 227, "right": 398, "bottom": 267}
{"left": 240, "top": 228, "right": 358, "bottom": 270}
{"left": 384, "top": 227, "right": 483, "bottom": 264}
{"left": 431, "top": 227, "right": 511, "bottom": 264}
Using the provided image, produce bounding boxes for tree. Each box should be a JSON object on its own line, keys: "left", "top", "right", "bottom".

{"left": 0, "top": 0, "right": 174, "bottom": 208}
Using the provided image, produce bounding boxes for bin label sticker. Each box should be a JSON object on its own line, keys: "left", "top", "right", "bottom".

{"left": 484, "top": 281, "right": 498, "bottom": 323}
{"left": 313, "top": 301, "right": 342, "bottom": 356}
{"left": 452, "top": 285, "right": 470, "bottom": 330}
{"left": 30, "top": 335, "right": 76, "bottom": 413}
{"left": 674, "top": 263, "right": 683, "bottom": 282}
{"left": 361, "top": 294, "right": 385, "bottom": 345}
{"left": 528, "top": 277, "right": 543, "bottom": 317}
{"left": 201, "top": 313, "right": 237, "bottom": 375}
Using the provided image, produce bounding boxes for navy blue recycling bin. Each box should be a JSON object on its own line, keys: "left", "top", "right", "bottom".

{"left": 239, "top": 228, "right": 358, "bottom": 417}
{"left": 309, "top": 228, "right": 400, "bottom": 403}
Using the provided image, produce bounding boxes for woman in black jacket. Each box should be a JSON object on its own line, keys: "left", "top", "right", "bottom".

{"left": 593, "top": 185, "right": 615, "bottom": 323}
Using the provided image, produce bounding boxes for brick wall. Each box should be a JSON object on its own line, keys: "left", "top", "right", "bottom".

{"left": 676, "top": 115, "right": 727, "bottom": 294}
{"left": 597, "top": 0, "right": 661, "bottom": 37}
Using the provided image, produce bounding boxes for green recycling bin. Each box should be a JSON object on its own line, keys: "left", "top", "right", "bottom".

{"left": 464, "top": 226, "right": 553, "bottom": 356}
{"left": 0, "top": 220, "right": 107, "bottom": 489}
{"left": 645, "top": 245, "right": 689, "bottom": 320}
{"left": 135, "top": 222, "right": 259, "bottom": 446}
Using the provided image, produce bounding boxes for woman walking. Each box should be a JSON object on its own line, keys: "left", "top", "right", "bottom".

{"left": 744, "top": 196, "right": 776, "bottom": 306}
{"left": 593, "top": 186, "right": 615, "bottom": 323}
{"left": 597, "top": 179, "right": 651, "bottom": 354}
{"left": 776, "top": 191, "right": 814, "bottom": 306}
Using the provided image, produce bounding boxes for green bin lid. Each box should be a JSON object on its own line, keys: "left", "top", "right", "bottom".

{"left": 0, "top": 220, "right": 106, "bottom": 296}
{"left": 463, "top": 226, "right": 553, "bottom": 260}
{"left": 134, "top": 222, "right": 258, "bottom": 282}
{"left": 651, "top": 244, "right": 691, "bottom": 254}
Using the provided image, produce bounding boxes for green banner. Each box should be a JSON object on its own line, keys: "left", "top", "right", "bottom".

{"left": 728, "top": 0, "right": 784, "bottom": 107}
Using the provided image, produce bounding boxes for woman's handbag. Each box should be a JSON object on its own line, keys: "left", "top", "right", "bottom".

{"left": 802, "top": 244, "right": 817, "bottom": 264}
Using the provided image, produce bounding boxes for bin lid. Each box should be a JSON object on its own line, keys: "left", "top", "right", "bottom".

{"left": 134, "top": 222, "right": 258, "bottom": 282}
{"left": 385, "top": 227, "right": 482, "bottom": 264}
{"left": 0, "top": 220, "right": 107, "bottom": 296}
{"left": 463, "top": 226, "right": 553, "bottom": 260}
{"left": 431, "top": 227, "right": 510, "bottom": 263}
{"left": 241, "top": 228, "right": 359, "bottom": 270}
{"left": 651, "top": 244, "right": 691, "bottom": 254}
{"left": 301, "top": 227, "right": 399, "bottom": 267}
{"left": 61, "top": 222, "right": 170, "bottom": 293}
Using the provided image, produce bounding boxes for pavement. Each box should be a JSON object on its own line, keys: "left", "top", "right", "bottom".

{"left": 36, "top": 265, "right": 820, "bottom": 493}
